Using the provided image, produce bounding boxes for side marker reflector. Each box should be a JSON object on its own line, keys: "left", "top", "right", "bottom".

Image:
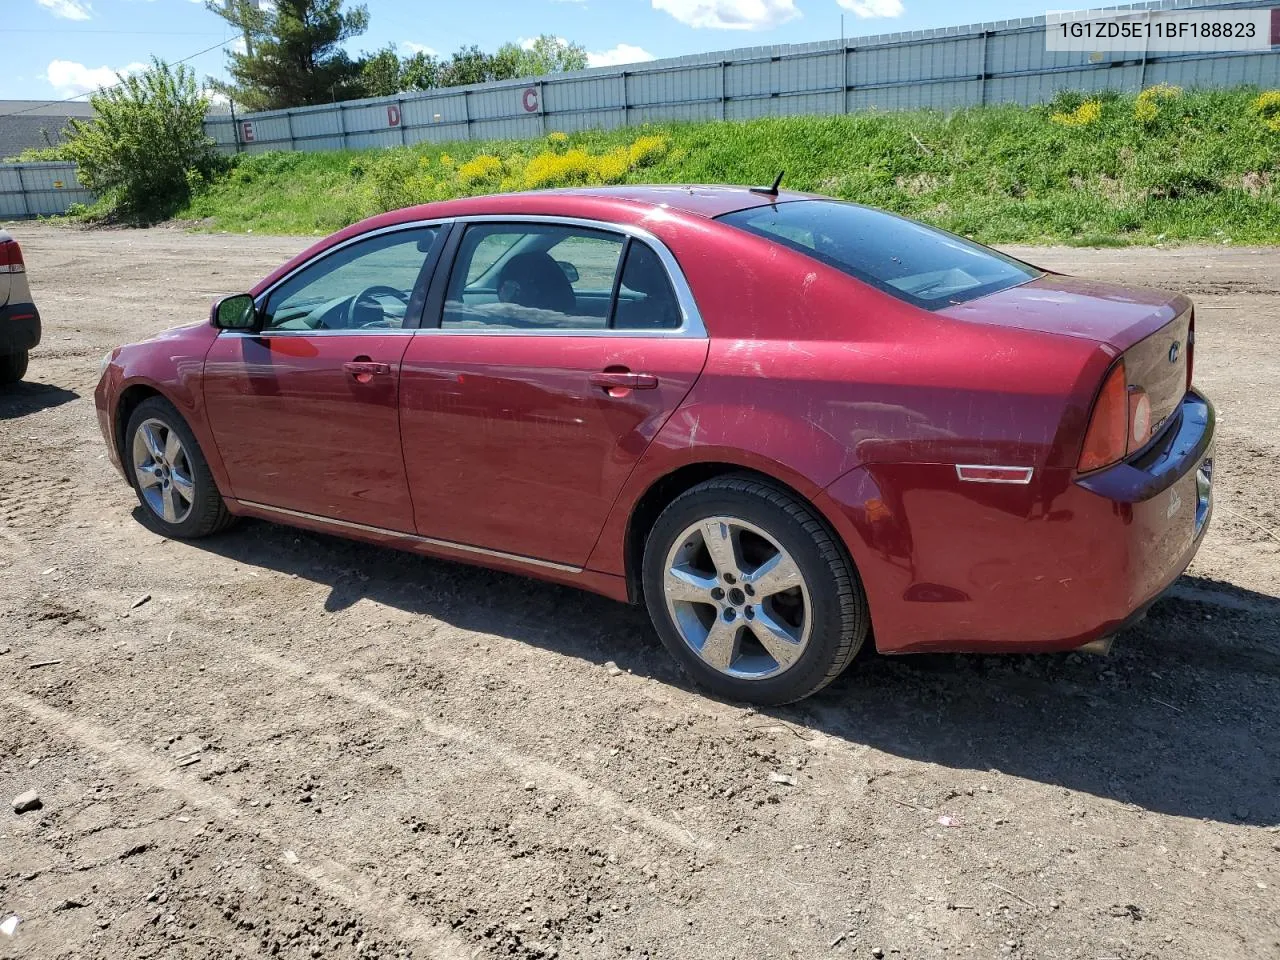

{"left": 956, "top": 465, "right": 1034, "bottom": 484}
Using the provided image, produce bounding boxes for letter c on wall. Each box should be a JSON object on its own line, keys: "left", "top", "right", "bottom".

{"left": 522, "top": 87, "right": 539, "bottom": 113}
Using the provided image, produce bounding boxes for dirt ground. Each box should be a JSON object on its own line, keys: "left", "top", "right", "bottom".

{"left": 1, "top": 223, "right": 1277, "bottom": 960}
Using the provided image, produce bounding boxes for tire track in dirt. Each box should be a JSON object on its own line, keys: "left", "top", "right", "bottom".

{"left": 3, "top": 689, "right": 477, "bottom": 960}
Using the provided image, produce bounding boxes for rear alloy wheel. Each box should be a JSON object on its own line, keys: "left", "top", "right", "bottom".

{"left": 0, "top": 350, "right": 28, "bottom": 384}
{"left": 642, "top": 475, "right": 868, "bottom": 705}
{"left": 125, "top": 396, "right": 234, "bottom": 538}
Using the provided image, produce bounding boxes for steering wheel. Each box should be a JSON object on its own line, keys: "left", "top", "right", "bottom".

{"left": 347, "top": 285, "right": 411, "bottom": 329}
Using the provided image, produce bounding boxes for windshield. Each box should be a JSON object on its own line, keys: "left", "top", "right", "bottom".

{"left": 717, "top": 200, "right": 1040, "bottom": 310}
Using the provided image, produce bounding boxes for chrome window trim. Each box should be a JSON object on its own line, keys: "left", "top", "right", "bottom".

{"left": 237, "top": 499, "right": 582, "bottom": 573}
{"left": 232, "top": 220, "right": 452, "bottom": 337}
{"left": 231, "top": 213, "right": 708, "bottom": 340}
{"left": 431, "top": 214, "right": 707, "bottom": 339}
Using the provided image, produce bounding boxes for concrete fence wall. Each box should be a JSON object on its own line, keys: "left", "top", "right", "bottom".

{"left": 203, "top": 0, "right": 1280, "bottom": 156}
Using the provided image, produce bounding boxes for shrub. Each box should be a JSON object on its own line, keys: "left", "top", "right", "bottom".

{"left": 1050, "top": 100, "right": 1102, "bottom": 127}
{"left": 628, "top": 134, "right": 670, "bottom": 166}
{"left": 62, "top": 58, "right": 219, "bottom": 222}
{"left": 522, "top": 147, "right": 597, "bottom": 189}
{"left": 593, "top": 147, "right": 632, "bottom": 183}
{"left": 1250, "top": 90, "right": 1280, "bottom": 132}
{"left": 1135, "top": 83, "right": 1182, "bottom": 125}
{"left": 457, "top": 153, "right": 503, "bottom": 185}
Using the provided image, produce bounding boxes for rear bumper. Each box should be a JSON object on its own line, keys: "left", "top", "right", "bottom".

{"left": 0, "top": 302, "right": 41, "bottom": 353}
{"left": 819, "top": 390, "right": 1215, "bottom": 654}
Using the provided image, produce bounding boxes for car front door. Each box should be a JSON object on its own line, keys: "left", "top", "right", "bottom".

{"left": 203, "top": 225, "right": 444, "bottom": 531}
{"left": 399, "top": 219, "right": 709, "bottom": 568}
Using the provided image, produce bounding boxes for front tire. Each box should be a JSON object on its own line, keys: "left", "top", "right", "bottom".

{"left": 124, "top": 396, "right": 234, "bottom": 538}
{"left": 0, "top": 350, "right": 28, "bottom": 384}
{"left": 642, "top": 475, "right": 868, "bottom": 705}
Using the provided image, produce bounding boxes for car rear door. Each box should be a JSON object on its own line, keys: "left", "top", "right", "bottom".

{"left": 399, "top": 218, "right": 709, "bottom": 568}
{"left": 202, "top": 224, "right": 445, "bottom": 532}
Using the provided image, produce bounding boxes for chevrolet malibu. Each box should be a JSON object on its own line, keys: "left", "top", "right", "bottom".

{"left": 94, "top": 186, "right": 1214, "bottom": 704}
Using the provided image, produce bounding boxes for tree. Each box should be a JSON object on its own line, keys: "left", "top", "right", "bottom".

{"left": 438, "top": 45, "right": 495, "bottom": 87}
{"left": 62, "top": 58, "right": 219, "bottom": 221}
{"left": 360, "top": 45, "right": 403, "bottom": 98}
{"left": 493, "top": 35, "right": 588, "bottom": 79}
{"left": 207, "top": 0, "right": 370, "bottom": 111}
{"left": 400, "top": 50, "right": 442, "bottom": 91}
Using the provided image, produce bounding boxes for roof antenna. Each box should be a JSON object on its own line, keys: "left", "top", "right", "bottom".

{"left": 750, "top": 170, "right": 785, "bottom": 198}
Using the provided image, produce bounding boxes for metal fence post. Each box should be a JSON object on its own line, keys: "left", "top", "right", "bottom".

{"left": 721, "top": 61, "right": 728, "bottom": 120}
{"left": 980, "top": 31, "right": 991, "bottom": 105}
{"left": 338, "top": 102, "right": 347, "bottom": 150}
{"left": 622, "top": 72, "right": 630, "bottom": 127}
{"left": 463, "top": 90, "right": 472, "bottom": 140}
{"left": 16, "top": 166, "right": 31, "bottom": 219}
{"left": 286, "top": 109, "right": 295, "bottom": 152}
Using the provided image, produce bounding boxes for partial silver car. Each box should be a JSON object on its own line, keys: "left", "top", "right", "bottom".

{"left": 0, "top": 229, "right": 40, "bottom": 383}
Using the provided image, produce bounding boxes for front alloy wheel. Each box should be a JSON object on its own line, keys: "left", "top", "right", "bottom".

{"left": 132, "top": 418, "right": 196, "bottom": 524}
{"left": 124, "top": 396, "right": 234, "bottom": 539}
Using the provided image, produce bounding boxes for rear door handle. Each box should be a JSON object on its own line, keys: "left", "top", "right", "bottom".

{"left": 589, "top": 372, "right": 659, "bottom": 391}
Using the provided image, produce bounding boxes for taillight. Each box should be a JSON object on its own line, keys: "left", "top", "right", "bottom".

{"left": 1078, "top": 361, "right": 1129, "bottom": 472}
{"left": 0, "top": 240, "right": 24, "bottom": 274}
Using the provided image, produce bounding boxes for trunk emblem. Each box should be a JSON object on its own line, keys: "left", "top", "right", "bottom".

{"left": 1169, "top": 341, "right": 1180, "bottom": 363}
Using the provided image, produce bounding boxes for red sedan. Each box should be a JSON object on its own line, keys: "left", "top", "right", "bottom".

{"left": 94, "top": 186, "right": 1215, "bottom": 704}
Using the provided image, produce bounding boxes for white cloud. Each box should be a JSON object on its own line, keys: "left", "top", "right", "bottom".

{"left": 45, "top": 59, "right": 146, "bottom": 97}
{"left": 587, "top": 44, "right": 657, "bottom": 68}
{"left": 837, "top": 0, "right": 904, "bottom": 17}
{"left": 400, "top": 41, "right": 437, "bottom": 56}
{"left": 36, "top": 0, "right": 93, "bottom": 20}
{"left": 651, "top": 0, "right": 799, "bottom": 30}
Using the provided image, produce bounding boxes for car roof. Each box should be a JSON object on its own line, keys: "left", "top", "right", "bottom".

{"left": 377, "top": 185, "right": 815, "bottom": 225}
{"left": 252, "top": 186, "right": 815, "bottom": 296}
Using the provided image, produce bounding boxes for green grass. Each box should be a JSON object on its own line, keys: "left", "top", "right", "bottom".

{"left": 176, "top": 87, "right": 1280, "bottom": 245}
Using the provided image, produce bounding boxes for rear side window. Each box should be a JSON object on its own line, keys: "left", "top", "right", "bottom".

{"left": 718, "top": 200, "right": 1039, "bottom": 310}
{"left": 443, "top": 224, "right": 624, "bottom": 331}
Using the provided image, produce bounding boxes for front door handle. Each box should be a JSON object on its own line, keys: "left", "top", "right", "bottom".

{"left": 589, "top": 371, "right": 659, "bottom": 392}
{"left": 344, "top": 359, "right": 391, "bottom": 383}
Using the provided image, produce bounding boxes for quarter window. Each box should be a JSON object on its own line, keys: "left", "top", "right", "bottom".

{"left": 262, "top": 226, "right": 440, "bottom": 332}
{"left": 613, "top": 242, "right": 682, "bottom": 331}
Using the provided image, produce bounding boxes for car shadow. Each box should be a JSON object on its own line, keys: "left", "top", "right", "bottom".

{"left": 0, "top": 380, "right": 79, "bottom": 420}
{"left": 176, "top": 512, "right": 1280, "bottom": 828}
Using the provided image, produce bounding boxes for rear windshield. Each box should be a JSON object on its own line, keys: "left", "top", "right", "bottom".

{"left": 717, "top": 200, "right": 1040, "bottom": 310}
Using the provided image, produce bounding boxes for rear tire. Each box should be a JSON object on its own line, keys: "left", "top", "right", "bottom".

{"left": 641, "top": 475, "right": 868, "bottom": 705}
{"left": 0, "top": 350, "right": 28, "bottom": 384}
{"left": 124, "top": 396, "right": 235, "bottom": 539}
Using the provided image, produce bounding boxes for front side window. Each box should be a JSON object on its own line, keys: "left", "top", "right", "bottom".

{"left": 442, "top": 224, "right": 626, "bottom": 331}
{"left": 718, "top": 201, "right": 1039, "bottom": 310}
{"left": 262, "top": 226, "right": 440, "bottom": 332}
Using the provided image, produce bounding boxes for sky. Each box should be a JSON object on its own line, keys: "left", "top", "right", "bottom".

{"left": 4, "top": 0, "right": 1061, "bottom": 104}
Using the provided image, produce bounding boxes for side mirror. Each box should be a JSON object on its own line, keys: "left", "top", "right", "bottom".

{"left": 212, "top": 293, "right": 257, "bottom": 331}
{"left": 556, "top": 260, "right": 579, "bottom": 284}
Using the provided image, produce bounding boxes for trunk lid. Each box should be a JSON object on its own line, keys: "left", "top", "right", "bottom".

{"left": 940, "top": 273, "right": 1193, "bottom": 447}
